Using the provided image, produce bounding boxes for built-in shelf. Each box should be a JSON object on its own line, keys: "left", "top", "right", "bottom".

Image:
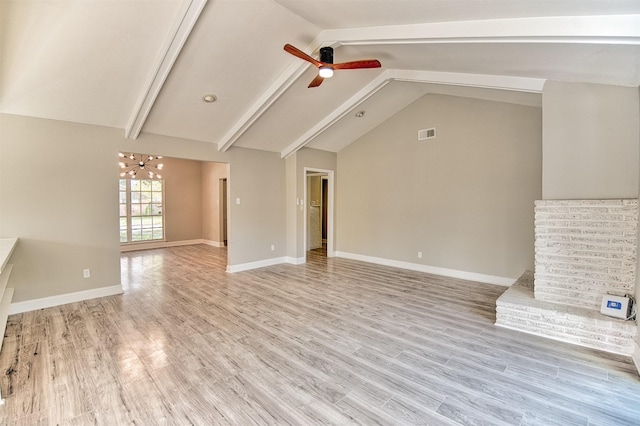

{"left": 0, "top": 237, "right": 18, "bottom": 405}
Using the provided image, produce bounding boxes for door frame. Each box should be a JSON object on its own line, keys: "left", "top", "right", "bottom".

{"left": 303, "top": 167, "right": 335, "bottom": 260}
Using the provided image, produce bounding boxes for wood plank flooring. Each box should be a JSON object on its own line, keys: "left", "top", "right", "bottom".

{"left": 0, "top": 244, "right": 639, "bottom": 425}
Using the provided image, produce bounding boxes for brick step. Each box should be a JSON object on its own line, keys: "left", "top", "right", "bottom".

{"left": 496, "top": 271, "right": 637, "bottom": 355}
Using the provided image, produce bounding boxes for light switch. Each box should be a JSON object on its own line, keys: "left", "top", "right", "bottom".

{"left": 236, "top": 198, "right": 241, "bottom": 205}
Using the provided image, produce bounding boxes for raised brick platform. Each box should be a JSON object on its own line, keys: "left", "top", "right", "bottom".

{"left": 496, "top": 271, "right": 637, "bottom": 355}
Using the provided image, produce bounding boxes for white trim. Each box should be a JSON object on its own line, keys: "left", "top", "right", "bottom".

{"left": 280, "top": 69, "right": 544, "bottom": 158}
{"left": 120, "top": 239, "right": 213, "bottom": 252}
{"left": 323, "top": 15, "right": 640, "bottom": 47}
{"left": 202, "top": 239, "right": 224, "bottom": 248}
{"left": 303, "top": 168, "right": 335, "bottom": 260}
{"left": 282, "top": 75, "right": 392, "bottom": 159}
{"left": 633, "top": 339, "right": 640, "bottom": 375}
{"left": 125, "top": 0, "right": 207, "bottom": 139}
{"left": 9, "top": 285, "right": 124, "bottom": 315}
{"left": 286, "top": 256, "right": 306, "bottom": 265}
{"left": 222, "top": 14, "right": 640, "bottom": 156}
{"left": 0, "top": 286, "right": 14, "bottom": 351}
{"left": 334, "top": 251, "right": 514, "bottom": 286}
{"left": 226, "top": 257, "right": 288, "bottom": 273}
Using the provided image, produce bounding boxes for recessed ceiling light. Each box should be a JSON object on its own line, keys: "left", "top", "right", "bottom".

{"left": 355, "top": 111, "right": 365, "bottom": 118}
{"left": 202, "top": 94, "right": 217, "bottom": 103}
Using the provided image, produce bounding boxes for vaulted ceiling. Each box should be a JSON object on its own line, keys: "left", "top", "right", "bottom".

{"left": 1, "top": 1, "right": 639, "bottom": 158}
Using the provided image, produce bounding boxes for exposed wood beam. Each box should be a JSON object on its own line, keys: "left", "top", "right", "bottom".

{"left": 125, "top": 0, "right": 207, "bottom": 139}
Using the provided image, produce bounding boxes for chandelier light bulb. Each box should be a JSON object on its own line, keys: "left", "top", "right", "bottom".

{"left": 119, "top": 152, "right": 165, "bottom": 180}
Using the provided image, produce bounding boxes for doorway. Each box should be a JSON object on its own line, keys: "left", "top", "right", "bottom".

{"left": 304, "top": 168, "right": 334, "bottom": 260}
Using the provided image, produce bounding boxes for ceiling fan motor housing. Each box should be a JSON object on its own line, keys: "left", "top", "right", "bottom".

{"left": 320, "top": 46, "right": 333, "bottom": 64}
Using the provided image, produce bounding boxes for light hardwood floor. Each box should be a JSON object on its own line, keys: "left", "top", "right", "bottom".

{"left": 0, "top": 244, "right": 639, "bottom": 425}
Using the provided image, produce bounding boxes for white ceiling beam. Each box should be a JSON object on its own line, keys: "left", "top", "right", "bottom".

{"left": 217, "top": 37, "right": 329, "bottom": 152}
{"left": 220, "top": 14, "right": 639, "bottom": 154}
{"left": 325, "top": 15, "right": 640, "bottom": 46}
{"left": 280, "top": 71, "right": 393, "bottom": 159}
{"left": 279, "top": 69, "right": 545, "bottom": 159}
{"left": 391, "top": 69, "right": 545, "bottom": 93}
{"left": 125, "top": 0, "right": 207, "bottom": 139}
{"left": 216, "top": 60, "right": 310, "bottom": 152}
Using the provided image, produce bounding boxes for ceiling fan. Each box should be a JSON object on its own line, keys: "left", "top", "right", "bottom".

{"left": 284, "top": 44, "right": 381, "bottom": 88}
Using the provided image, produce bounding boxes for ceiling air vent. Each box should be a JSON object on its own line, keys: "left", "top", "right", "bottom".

{"left": 418, "top": 128, "right": 436, "bottom": 141}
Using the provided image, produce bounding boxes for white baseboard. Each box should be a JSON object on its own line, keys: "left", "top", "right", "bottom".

{"left": 202, "top": 239, "right": 224, "bottom": 248}
{"left": 334, "top": 251, "right": 515, "bottom": 286}
{"left": 120, "top": 239, "right": 224, "bottom": 252}
{"left": 227, "top": 257, "right": 288, "bottom": 273}
{"left": 226, "top": 256, "right": 309, "bottom": 273}
{"left": 9, "top": 285, "right": 124, "bottom": 315}
{"left": 633, "top": 339, "right": 640, "bottom": 375}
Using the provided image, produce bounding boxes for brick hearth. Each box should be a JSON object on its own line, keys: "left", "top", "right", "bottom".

{"left": 496, "top": 199, "right": 638, "bottom": 355}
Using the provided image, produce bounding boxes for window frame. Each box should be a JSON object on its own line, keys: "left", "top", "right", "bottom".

{"left": 119, "top": 178, "right": 165, "bottom": 245}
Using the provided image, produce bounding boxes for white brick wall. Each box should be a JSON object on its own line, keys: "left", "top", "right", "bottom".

{"left": 534, "top": 199, "right": 638, "bottom": 310}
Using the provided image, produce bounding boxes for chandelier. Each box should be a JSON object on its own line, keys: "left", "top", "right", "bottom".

{"left": 119, "top": 152, "right": 163, "bottom": 179}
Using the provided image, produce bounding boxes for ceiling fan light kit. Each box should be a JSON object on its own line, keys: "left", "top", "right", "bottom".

{"left": 284, "top": 43, "right": 381, "bottom": 88}
{"left": 318, "top": 67, "right": 334, "bottom": 78}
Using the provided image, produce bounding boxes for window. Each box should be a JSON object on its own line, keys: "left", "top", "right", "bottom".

{"left": 119, "top": 179, "right": 164, "bottom": 243}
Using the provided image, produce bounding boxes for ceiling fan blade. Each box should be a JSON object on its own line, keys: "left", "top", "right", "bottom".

{"left": 308, "top": 74, "right": 325, "bottom": 88}
{"left": 284, "top": 44, "right": 322, "bottom": 68}
{"left": 333, "top": 59, "right": 382, "bottom": 70}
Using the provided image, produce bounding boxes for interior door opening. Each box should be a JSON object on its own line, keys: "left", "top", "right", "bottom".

{"left": 305, "top": 168, "right": 334, "bottom": 260}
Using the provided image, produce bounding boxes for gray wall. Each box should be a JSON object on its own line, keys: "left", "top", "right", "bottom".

{"left": 0, "top": 114, "right": 122, "bottom": 302}
{"left": 287, "top": 148, "right": 337, "bottom": 260}
{"left": 336, "top": 94, "right": 542, "bottom": 279}
{"left": 0, "top": 114, "right": 287, "bottom": 302}
{"left": 160, "top": 156, "right": 203, "bottom": 242}
{"left": 541, "top": 81, "right": 640, "bottom": 370}
{"left": 201, "top": 162, "right": 229, "bottom": 244}
{"left": 542, "top": 81, "right": 639, "bottom": 199}
{"left": 638, "top": 86, "right": 640, "bottom": 369}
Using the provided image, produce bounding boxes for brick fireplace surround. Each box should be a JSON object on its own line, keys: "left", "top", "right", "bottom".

{"left": 496, "top": 199, "right": 638, "bottom": 355}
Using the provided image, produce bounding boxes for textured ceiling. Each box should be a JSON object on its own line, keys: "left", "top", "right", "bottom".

{"left": 1, "top": 0, "right": 639, "bottom": 157}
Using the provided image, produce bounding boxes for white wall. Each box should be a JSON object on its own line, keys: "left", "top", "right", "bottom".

{"left": 337, "top": 93, "right": 542, "bottom": 280}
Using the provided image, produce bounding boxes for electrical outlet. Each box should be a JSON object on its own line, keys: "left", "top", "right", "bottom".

{"left": 271, "top": 244, "right": 275, "bottom": 251}
{"left": 83, "top": 269, "right": 91, "bottom": 278}
{"left": 417, "top": 251, "right": 423, "bottom": 259}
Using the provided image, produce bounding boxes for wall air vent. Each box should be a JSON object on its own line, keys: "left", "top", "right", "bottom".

{"left": 418, "top": 128, "right": 436, "bottom": 141}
